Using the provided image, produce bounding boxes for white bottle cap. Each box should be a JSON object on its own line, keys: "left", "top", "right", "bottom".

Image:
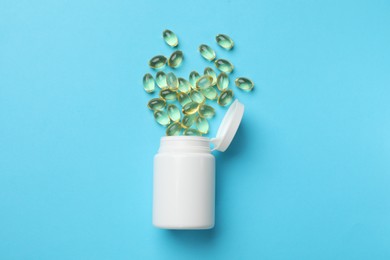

{"left": 210, "top": 99, "right": 244, "bottom": 152}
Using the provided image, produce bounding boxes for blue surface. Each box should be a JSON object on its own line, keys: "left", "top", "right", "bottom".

{"left": 1, "top": 0, "right": 390, "bottom": 259}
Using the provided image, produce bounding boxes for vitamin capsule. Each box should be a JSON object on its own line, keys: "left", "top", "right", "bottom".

{"left": 198, "top": 44, "right": 216, "bottom": 61}
{"left": 156, "top": 71, "right": 168, "bottom": 89}
{"left": 196, "top": 116, "right": 209, "bottom": 134}
{"left": 235, "top": 77, "right": 254, "bottom": 91}
{"left": 189, "top": 71, "right": 200, "bottom": 89}
{"left": 196, "top": 75, "right": 213, "bottom": 90}
{"left": 200, "top": 86, "right": 218, "bottom": 100}
{"left": 166, "top": 72, "right": 179, "bottom": 91}
{"left": 177, "top": 92, "right": 192, "bottom": 106}
{"left": 214, "top": 59, "right": 234, "bottom": 73}
{"left": 147, "top": 98, "right": 166, "bottom": 110}
{"left": 154, "top": 110, "right": 170, "bottom": 126}
{"left": 167, "top": 104, "right": 181, "bottom": 122}
{"left": 218, "top": 89, "right": 234, "bottom": 106}
{"left": 216, "top": 34, "right": 234, "bottom": 50}
{"left": 190, "top": 90, "right": 206, "bottom": 104}
{"left": 149, "top": 55, "right": 167, "bottom": 69}
{"left": 168, "top": 50, "right": 183, "bottom": 68}
{"left": 163, "top": 29, "right": 179, "bottom": 47}
{"left": 216, "top": 72, "right": 229, "bottom": 91}
{"left": 143, "top": 73, "right": 155, "bottom": 93}
{"left": 166, "top": 122, "right": 182, "bottom": 136}
{"left": 182, "top": 101, "right": 199, "bottom": 115}
{"left": 184, "top": 128, "right": 202, "bottom": 136}
{"left": 159, "top": 89, "right": 177, "bottom": 101}
{"left": 204, "top": 67, "right": 217, "bottom": 85}
{"left": 198, "top": 104, "right": 215, "bottom": 118}
{"left": 181, "top": 114, "right": 197, "bottom": 128}
{"left": 178, "top": 77, "right": 191, "bottom": 93}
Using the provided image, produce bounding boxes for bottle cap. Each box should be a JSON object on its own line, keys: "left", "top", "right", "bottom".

{"left": 210, "top": 100, "right": 244, "bottom": 152}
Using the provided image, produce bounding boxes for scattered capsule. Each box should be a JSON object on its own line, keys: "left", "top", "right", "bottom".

{"left": 196, "top": 75, "right": 213, "bottom": 90}
{"left": 154, "top": 110, "right": 170, "bottom": 126}
{"left": 190, "top": 90, "right": 206, "bottom": 104}
{"left": 198, "top": 104, "right": 215, "bottom": 118}
{"left": 182, "top": 101, "right": 199, "bottom": 115}
{"left": 235, "top": 77, "right": 254, "bottom": 91}
{"left": 166, "top": 122, "right": 182, "bottom": 136}
{"left": 214, "top": 59, "right": 234, "bottom": 74}
{"left": 177, "top": 92, "right": 192, "bottom": 106}
{"left": 216, "top": 34, "right": 234, "bottom": 50}
{"left": 143, "top": 73, "right": 155, "bottom": 93}
{"left": 184, "top": 128, "right": 202, "bottom": 136}
{"left": 181, "top": 114, "right": 197, "bottom": 128}
{"left": 200, "top": 86, "right": 218, "bottom": 100}
{"left": 166, "top": 72, "right": 179, "bottom": 91}
{"left": 196, "top": 116, "right": 209, "bottom": 134}
{"left": 149, "top": 55, "right": 167, "bottom": 69}
{"left": 218, "top": 89, "right": 234, "bottom": 106}
{"left": 204, "top": 67, "right": 217, "bottom": 85}
{"left": 198, "top": 44, "right": 216, "bottom": 61}
{"left": 147, "top": 98, "right": 166, "bottom": 110}
{"left": 162, "top": 29, "right": 179, "bottom": 47}
{"left": 168, "top": 50, "right": 183, "bottom": 68}
{"left": 167, "top": 104, "right": 181, "bottom": 122}
{"left": 216, "top": 72, "right": 229, "bottom": 91}
{"left": 178, "top": 78, "right": 191, "bottom": 93}
{"left": 159, "top": 89, "right": 177, "bottom": 101}
{"left": 189, "top": 71, "right": 200, "bottom": 89}
{"left": 156, "top": 71, "right": 168, "bottom": 89}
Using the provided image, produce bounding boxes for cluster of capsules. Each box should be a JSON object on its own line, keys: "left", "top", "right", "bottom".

{"left": 143, "top": 29, "right": 254, "bottom": 136}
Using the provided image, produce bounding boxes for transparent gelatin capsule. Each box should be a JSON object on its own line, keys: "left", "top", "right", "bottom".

{"left": 189, "top": 71, "right": 200, "bottom": 89}
{"left": 196, "top": 116, "right": 209, "bottom": 134}
{"left": 168, "top": 50, "right": 183, "bottom": 68}
{"left": 177, "top": 92, "right": 192, "bottom": 106}
{"left": 166, "top": 122, "right": 182, "bottom": 136}
{"left": 235, "top": 77, "right": 254, "bottom": 91}
{"left": 162, "top": 29, "right": 179, "bottom": 47}
{"left": 216, "top": 72, "right": 229, "bottom": 91}
{"left": 166, "top": 72, "right": 179, "bottom": 91}
{"left": 143, "top": 73, "right": 155, "bottom": 93}
{"left": 190, "top": 90, "right": 205, "bottom": 104}
{"left": 178, "top": 78, "right": 191, "bottom": 93}
{"left": 214, "top": 59, "right": 234, "bottom": 74}
{"left": 154, "top": 110, "right": 170, "bottom": 126}
{"left": 218, "top": 89, "right": 234, "bottom": 106}
{"left": 181, "top": 114, "right": 197, "bottom": 128}
{"left": 149, "top": 55, "right": 167, "bottom": 69}
{"left": 184, "top": 128, "right": 202, "bottom": 136}
{"left": 196, "top": 75, "right": 214, "bottom": 90}
{"left": 148, "top": 98, "right": 166, "bottom": 110}
{"left": 198, "top": 104, "right": 215, "bottom": 118}
{"left": 215, "top": 34, "right": 234, "bottom": 50}
{"left": 204, "top": 67, "right": 217, "bottom": 85}
{"left": 156, "top": 71, "right": 168, "bottom": 89}
{"left": 159, "top": 89, "right": 177, "bottom": 101}
{"left": 167, "top": 104, "right": 181, "bottom": 122}
{"left": 200, "top": 86, "right": 218, "bottom": 100}
{"left": 182, "top": 101, "right": 199, "bottom": 115}
{"left": 198, "top": 44, "right": 216, "bottom": 61}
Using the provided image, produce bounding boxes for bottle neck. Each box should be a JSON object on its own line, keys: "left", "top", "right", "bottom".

{"left": 159, "top": 136, "right": 211, "bottom": 153}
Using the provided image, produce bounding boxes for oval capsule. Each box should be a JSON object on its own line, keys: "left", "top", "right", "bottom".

{"left": 166, "top": 122, "right": 182, "bottom": 136}
{"left": 198, "top": 44, "right": 216, "bottom": 61}
{"left": 168, "top": 50, "right": 183, "bottom": 68}
{"left": 155, "top": 71, "right": 168, "bottom": 89}
{"left": 235, "top": 77, "right": 254, "bottom": 91}
{"left": 178, "top": 77, "right": 191, "bottom": 93}
{"left": 182, "top": 101, "right": 199, "bottom": 115}
{"left": 218, "top": 89, "right": 234, "bottom": 106}
{"left": 143, "top": 73, "right": 155, "bottom": 93}
{"left": 159, "top": 89, "right": 177, "bottom": 100}
{"left": 189, "top": 71, "right": 200, "bottom": 89}
{"left": 181, "top": 114, "right": 197, "bottom": 128}
{"left": 200, "top": 86, "right": 218, "bottom": 100}
{"left": 196, "top": 116, "right": 209, "bottom": 134}
{"left": 184, "top": 128, "right": 202, "bottom": 136}
{"left": 166, "top": 72, "right": 179, "bottom": 91}
{"left": 147, "top": 98, "right": 166, "bottom": 110}
{"left": 148, "top": 55, "right": 167, "bottom": 69}
{"left": 216, "top": 34, "right": 234, "bottom": 50}
{"left": 216, "top": 72, "right": 229, "bottom": 91}
{"left": 196, "top": 75, "right": 213, "bottom": 90}
{"left": 177, "top": 92, "right": 192, "bottom": 106}
{"left": 190, "top": 90, "right": 206, "bottom": 104}
{"left": 154, "top": 110, "right": 170, "bottom": 126}
{"left": 162, "top": 29, "right": 179, "bottom": 47}
{"left": 204, "top": 67, "right": 217, "bottom": 85}
{"left": 167, "top": 104, "right": 181, "bottom": 122}
{"left": 198, "top": 104, "right": 215, "bottom": 118}
{"left": 214, "top": 59, "right": 234, "bottom": 73}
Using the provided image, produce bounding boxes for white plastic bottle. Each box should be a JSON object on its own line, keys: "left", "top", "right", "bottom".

{"left": 153, "top": 100, "right": 244, "bottom": 229}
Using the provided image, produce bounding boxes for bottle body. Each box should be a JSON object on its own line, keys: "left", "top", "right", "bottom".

{"left": 153, "top": 136, "right": 215, "bottom": 229}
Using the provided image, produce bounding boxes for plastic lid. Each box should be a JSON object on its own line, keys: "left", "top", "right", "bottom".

{"left": 210, "top": 99, "right": 244, "bottom": 152}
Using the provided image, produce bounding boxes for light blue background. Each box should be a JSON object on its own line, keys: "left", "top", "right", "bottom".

{"left": 1, "top": 0, "right": 389, "bottom": 259}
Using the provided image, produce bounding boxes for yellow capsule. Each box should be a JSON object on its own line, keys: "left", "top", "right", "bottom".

{"left": 198, "top": 44, "right": 216, "bottom": 61}
{"left": 166, "top": 72, "right": 178, "bottom": 91}
{"left": 189, "top": 71, "right": 200, "bottom": 89}
{"left": 235, "top": 77, "right": 254, "bottom": 91}
{"left": 177, "top": 92, "right": 192, "bottom": 106}
{"left": 168, "top": 50, "right": 183, "bottom": 68}
{"left": 182, "top": 101, "right": 199, "bottom": 115}
{"left": 178, "top": 77, "right": 191, "bottom": 93}
{"left": 198, "top": 104, "right": 215, "bottom": 118}
{"left": 195, "top": 116, "right": 209, "bottom": 134}
{"left": 159, "top": 89, "right": 177, "bottom": 101}
{"left": 163, "top": 29, "right": 179, "bottom": 47}
{"left": 148, "top": 55, "right": 167, "bottom": 69}
{"left": 167, "top": 104, "right": 181, "bottom": 122}
{"left": 147, "top": 98, "right": 166, "bottom": 110}
{"left": 216, "top": 34, "right": 234, "bottom": 50}
{"left": 154, "top": 110, "right": 170, "bottom": 126}
{"left": 184, "top": 128, "right": 203, "bottom": 136}
{"left": 216, "top": 72, "right": 229, "bottom": 91}
{"left": 200, "top": 86, "right": 218, "bottom": 100}
{"left": 204, "top": 67, "right": 217, "bottom": 85}
{"left": 143, "top": 73, "right": 155, "bottom": 93}
{"left": 156, "top": 71, "right": 168, "bottom": 89}
{"left": 218, "top": 89, "right": 234, "bottom": 106}
{"left": 190, "top": 90, "right": 206, "bottom": 104}
{"left": 196, "top": 75, "right": 213, "bottom": 90}
{"left": 214, "top": 59, "right": 234, "bottom": 74}
{"left": 181, "top": 114, "right": 197, "bottom": 128}
{"left": 166, "top": 122, "right": 182, "bottom": 136}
